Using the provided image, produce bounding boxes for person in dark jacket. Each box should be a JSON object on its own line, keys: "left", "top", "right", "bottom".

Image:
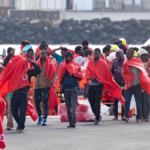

{"left": 110, "top": 50, "right": 125, "bottom": 120}
{"left": 4, "top": 55, "right": 41, "bottom": 133}
{"left": 61, "top": 52, "right": 81, "bottom": 128}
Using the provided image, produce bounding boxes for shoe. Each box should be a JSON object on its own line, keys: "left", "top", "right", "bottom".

{"left": 37, "top": 116, "right": 43, "bottom": 125}
{"left": 5, "top": 127, "right": 11, "bottom": 130}
{"left": 94, "top": 120, "right": 99, "bottom": 125}
{"left": 67, "top": 125, "right": 72, "bottom": 128}
{"left": 136, "top": 120, "right": 141, "bottom": 123}
{"left": 42, "top": 119, "right": 47, "bottom": 126}
{"left": 112, "top": 117, "right": 118, "bottom": 120}
{"left": 122, "top": 117, "right": 129, "bottom": 122}
{"left": 144, "top": 119, "right": 149, "bottom": 122}
{"left": 18, "top": 129, "right": 24, "bottom": 133}
{"left": 71, "top": 124, "right": 76, "bottom": 128}
{"left": 16, "top": 125, "right": 20, "bottom": 131}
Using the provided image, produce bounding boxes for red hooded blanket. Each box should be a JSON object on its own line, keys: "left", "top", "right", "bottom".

{"left": 85, "top": 58, "right": 125, "bottom": 106}
{"left": 0, "top": 96, "right": 6, "bottom": 149}
{"left": 122, "top": 57, "right": 150, "bottom": 94}
{"left": 0, "top": 55, "right": 29, "bottom": 96}
{"left": 35, "top": 45, "right": 52, "bottom": 57}
{"left": 36, "top": 57, "right": 58, "bottom": 109}
{"left": 58, "top": 59, "right": 84, "bottom": 85}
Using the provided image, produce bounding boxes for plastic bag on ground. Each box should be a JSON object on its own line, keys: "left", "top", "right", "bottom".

{"left": 58, "top": 100, "right": 110, "bottom": 122}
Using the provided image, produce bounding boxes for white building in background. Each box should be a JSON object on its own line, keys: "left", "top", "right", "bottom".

{"left": 0, "top": 0, "right": 150, "bottom": 11}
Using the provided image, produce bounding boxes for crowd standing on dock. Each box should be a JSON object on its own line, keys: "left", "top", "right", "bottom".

{"left": 0, "top": 38, "right": 150, "bottom": 148}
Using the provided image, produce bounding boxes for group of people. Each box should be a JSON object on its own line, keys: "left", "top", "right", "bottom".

{"left": 1, "top": 38, "right": 150, "bottom": 133}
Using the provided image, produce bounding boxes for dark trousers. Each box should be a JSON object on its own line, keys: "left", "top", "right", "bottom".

{"left": 125, "top": 84, "right": 141, "bottom": 120}
{"left": 88, "top": 85, "right": 104, "bottom": 121}
{"left": 141, "top": 91, "right": 150, "bottom": 120}
{"left": 34, "top": 88, "right": 49, "bottom": 119}
{"left": 11, "top": 93, "right": 28, "bottom": 130}
{"left": 64, "top": 88, "right": 78, "bottom": 126}
{"left": 114, "top": 89, "right": 125, "bottom": 118}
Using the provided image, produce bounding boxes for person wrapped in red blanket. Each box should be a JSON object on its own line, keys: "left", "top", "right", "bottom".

{"left": 0, "top": 55, "right": 41, "bottom": 133}
{"left": 35, "top": 41, "right": 51, "bottom": 59}
{"left": 122, "top": 48, "right": 150, "bottom": 123}
{"left": 35, "top": 46, "right": 58, "bottom": 126}
{"left": 0, "top": 96, "right": 6, "bottom": 149}
{"left": 58, "top": 51, "right": 83, "bottom": 128}
{"left": 86, "top": 48, "right": 125, "bottom": 124}
{"left": 24, "top": 48, "right": 34, "bottom": 68}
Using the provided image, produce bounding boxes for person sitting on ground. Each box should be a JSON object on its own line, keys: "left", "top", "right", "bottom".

{"left": 74, "top": 46, "right": 84, "bottom": 58}
{"left": 122, "top": 48, "right": 150, "bottom": 123}
{"left": 34, "top": 46, "right": 57, "bottom": 126}
{"left": 110, "top": 50, "right": 125, "bottom": 120}
{"left": 139, "top": 49, "right": 150, "bottom": 122}
{"left": 58, "top": 51, "right": 83, "bottom": 128}
{"left": 82, "top": 40, "right": 93, "bottom": 52}
{"left": 3, "top": 55, "right": 41, "bottom": 133}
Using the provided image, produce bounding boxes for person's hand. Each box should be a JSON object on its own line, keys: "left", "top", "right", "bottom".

{"left": 90, "top": 78, "right": 95, "bottom": 82}
{"left": 47, "top": 82, "right": 52, "bottom": 89}
{"left": 26, "top": 58, "right": 33, "bottom": 63}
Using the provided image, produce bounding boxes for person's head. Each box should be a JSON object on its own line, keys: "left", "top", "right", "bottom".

{"left": 106, "top": 44, "right": 111, "bottom": 50}
{"left": 7, "top": 47, "right": 15, "bottom": 56}
{"left": 82, "top": 40, "right": 89, "bottom": 50}
{"left": 65, "top": 51, "right": 73, "bottom": 63}
{"left": 139, "top": 49, "right": 148, "bottom": 62}
{"left": 118, "top": 43, "right": 127, "bottom": 54}
{"left": 118, "top": 40, "right": 123, "bottom": 44}
{"left": 27, "top": 48, "right": 34, "bottom": 59}
{"left": 75, "top": 56, "right": 85, "bottom": 66}
{"left": 126, "top": 48, "right": 134, "bottom": 60}
{"left": 116, "top": 50, "right": 124, "bottom": 61}
{"left": 21, "top": 40, "right": 30, "bottom": 46}
{"left": 141, "top": 46, "right": 146, "bottom": 50}
{"left": 75, "top": 46, "right": 83, "bottom": 56}
{"left": 133, "top": 47, "right": 139, "bottom": 52}
{"left": 40, "top": 43, "right": 48, "bottom": 51}
{"left": 61, "top": 47, "right": 67, "bottom": 58}
{"left": 40, "top": 49, "right": 47, "bottom": 60}
{"left": 113, "top": 41, "right": 119, "bottom": 45}
{"left": 85, "top": 49, "right": 93, "bottom": 60}
{"left": 94, "top": 48, "right": 101, "bottom": 59}
{"left": 119, "top": 38, "right": 126, "bottom": 45}
{"left": 103, "top": 47, "right": 110, "bottom": 57}
{"left": 146, "top": 46, "right": 150, "bottom": 54}
{"left": 111, "top": 45, "right": 119, "bottom": 52}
